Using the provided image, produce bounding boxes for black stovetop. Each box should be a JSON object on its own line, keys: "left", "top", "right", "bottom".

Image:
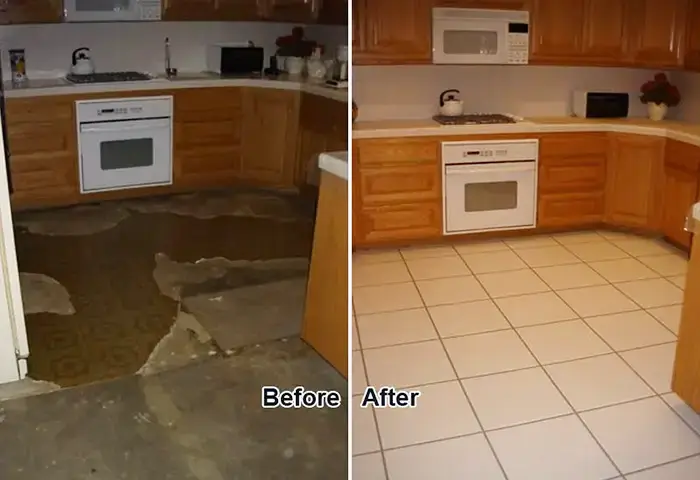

{"left": 66, "top": 71, "right": 153, "bottom": 84}
{"left": 433, "top": 113, "right": 517, "bottom": 125}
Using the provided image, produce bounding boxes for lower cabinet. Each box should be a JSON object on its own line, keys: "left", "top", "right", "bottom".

{"left": 605, "top": 133, "right": 665, "bottom": 229}
{"left": 661, "top": 140, "right": 700, "bottom": 248}
{"left": 240, "top": 88, "right": 300, "bottom": 186}
{"left": 354, "top": 138, "right": 441, "bottom": 245}
{"left": 537, "top": 133, "right": 607, "bottom": 227}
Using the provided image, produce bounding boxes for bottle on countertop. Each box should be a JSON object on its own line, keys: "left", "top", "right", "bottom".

{"left": 9, "top": 49, "right": 27, "bottom": 84}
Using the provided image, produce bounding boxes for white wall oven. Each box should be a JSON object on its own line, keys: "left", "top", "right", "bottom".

{"left": 63, "top": 0, "right": 162, "bottom": 22}
{"left": 432, "top": 8, "right": 529, "bottom": 65}
{"left": 443, "top": 140, "right": 538, "bottom": 234}
{"left": 76, "top": 96, "right": 173, "bottom": 193}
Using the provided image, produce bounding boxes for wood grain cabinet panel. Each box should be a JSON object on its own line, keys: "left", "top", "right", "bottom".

{"left": 605, "top": 133, "right": 665, "bottom": 229}
{"left": 581, "top": 0, "right": 629, "bottom": 63}
{"left": 530, "top": 0, "right": 586, "bottom": 61}
{"left": 163, "top": 0, "right": 218, "bottom": 20}
{"left": 359, "top": 164, "right": 440, "bottom": 205}
{"left": 435, "top": 0, "right": 525, "bottom": 8}
{"left": 353, "top": 0, "right": 432, "bottom": 65}
{"left": 357, "top": 203, "right": 442, "bottom": 244}
{"left": 685, "top": 0, "right": 700, "bottom": 71}
{"left": 357, "top": 138, "right": 438, "bottom": 166}
{"left": 661, "top": 140, "right": 700, "bottom": 248}
{"left": 240, "top": 88, "right": 300, "bottom": 186}
{"left": 0, "top": 0, "right": 62, "bottom": 24}
{"left": 627, "top": 0, "right": 687, "bottom": 68}
{"left": 538, "top": 192, "right": 605, "bottom": 227}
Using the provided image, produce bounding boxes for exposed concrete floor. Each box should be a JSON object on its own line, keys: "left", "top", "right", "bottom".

{"left": 13, "top": 188, "right": 315, "bottom": 387}
{"left": 0, "top": 338, "right": 348, "bottom": 480}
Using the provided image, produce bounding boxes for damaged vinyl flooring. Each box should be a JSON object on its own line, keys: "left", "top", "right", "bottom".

{"left": 13, "top": 188, "right": 317, "bottom": 387}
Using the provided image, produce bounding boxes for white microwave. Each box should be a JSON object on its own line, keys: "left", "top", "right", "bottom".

{"left": 432, "top": 8, "right": 529, "bottom": 65}
{"left": 63, "top": 0, "right": 162, "bottom": 22}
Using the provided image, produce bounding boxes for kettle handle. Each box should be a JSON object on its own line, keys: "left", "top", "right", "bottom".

{"left": 72, "top": 47, "right": 89, "bottom": 66}
{"left": 440, "top": 89, "right": 460, "bottom": 107}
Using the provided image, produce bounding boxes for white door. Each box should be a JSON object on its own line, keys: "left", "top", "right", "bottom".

{"left": 79, "top": 118, "right": 172, "bottom": 193}
{"left": 0, "top": 115, "right": 28, "bottom": 384}
{"left": 444, "top": 162, "right": 537, "bottom": 234}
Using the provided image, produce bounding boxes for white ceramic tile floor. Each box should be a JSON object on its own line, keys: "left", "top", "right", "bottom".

{"left": 352, "top": 232, "right": 700, "bottom": 479}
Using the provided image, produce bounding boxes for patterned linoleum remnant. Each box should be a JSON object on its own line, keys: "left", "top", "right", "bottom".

{"left": 19, "top": 273, "right": 75, "bottom": 315}
{"left": 0, "top": 377, "right": 59, "bottom": 402}
{"left": 14, "top": 204, "right": 130, "bottom": 236}
{"left": 14, "top": 188, "right": 314, "bottom": 387}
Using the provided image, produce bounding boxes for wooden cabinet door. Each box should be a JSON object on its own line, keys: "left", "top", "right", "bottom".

{"left": 605, "top": 134, "right": 665, "bottom": 229}
{"left": 318, "top": 0, "right": 347, "bottom": 25}
{"left": 215, "top": 0, "right": 266, "bottom": 20}
{"left": 581, "top": 0, "right": 629, "bottom": 63}
{"left": 662, "top": 168, "right": 698, "bottom": 249}
{"left": 0, "top": 0, "right": 62, "bottom": 24}
{"left": 685, "top": 0, "right": 700, "bottom": 70}
{"left": 352, "top": 0, "right": 363, "bottom": 54}
{"left": 240, "top": 88, "right": 300, "bottom": 186}
{"left": 530, "top": 0, "right": 585, "bottom": 61}
{"left": 435, "top": 0, "right": 525, "bottom": 8}
{"left": 264, "top": 0, "right": 321, "bottom": 22}
{"left": 627, "top": 0, "right": 687, "bottom": 68}
{"left": 353, "top": 0, "right": 432, "bottom": 65}
{"left": 163, "top": 0, "right": 217, "bottom": 20}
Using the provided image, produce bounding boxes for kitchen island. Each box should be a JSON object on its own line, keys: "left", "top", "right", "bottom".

{"left": 301, "top": 152, "right": 348, "bottom": 377}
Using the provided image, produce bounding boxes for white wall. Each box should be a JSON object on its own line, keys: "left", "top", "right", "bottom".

{"left": 670, "top": 71, "right": 700, "bottom": 123}
{"left": 353, "top": 65, "right": 665, "bottom": 121}
{"left": 0, "top": 21, "right": 347, "bottom": 80}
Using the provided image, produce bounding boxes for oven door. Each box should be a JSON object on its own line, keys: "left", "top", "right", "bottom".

{"left": 78, "top": 118, "right": 172, "bottom": 193}
{"left": 433, "top": 19, "right": 508, "bottom": 64}
{"left": 63, "top": 0, "right": 140, "bottom": 22}
{"left": 444, "top": 162, "right": 537, "bottom": 234}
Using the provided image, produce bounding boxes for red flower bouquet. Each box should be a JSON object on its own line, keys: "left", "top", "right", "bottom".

{"left": 640, "top": 73, "right": 681, "bottom": 107}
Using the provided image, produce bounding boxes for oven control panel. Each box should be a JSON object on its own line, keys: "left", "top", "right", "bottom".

{"left": 442, "top": 140, "right": 539, "bottom": 165}
{"left": 76, "top": 96, "right": 173, "bottom": 124}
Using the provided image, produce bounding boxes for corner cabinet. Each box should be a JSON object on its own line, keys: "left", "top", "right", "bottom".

{"left": 627, "top": 0, "right": 687, "bottom": 68}
{"left": 240, "top": 88, "right": 300, "bottom": 187}
{"left": 685, "top": 0, "right": 700, "bottom": 71}
{"left": 352, "top": 0, "right": 432, "bottom": 65}
{"left": 604, "top": 133, "right": 665, "bottom": 229}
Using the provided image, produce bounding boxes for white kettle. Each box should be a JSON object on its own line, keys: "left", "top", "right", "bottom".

{"left": 439, "top": 89, "right": 464, "bottom": 116}
{"left": 70, "top": 47, "right": 95, "bottom": 75}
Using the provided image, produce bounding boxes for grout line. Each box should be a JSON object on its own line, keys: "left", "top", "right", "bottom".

{"left": 400, "top": 248, "right": 512, "bottom": 480}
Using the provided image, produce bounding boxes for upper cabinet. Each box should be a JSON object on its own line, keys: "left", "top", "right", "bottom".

{"left": 163, "top": 0, "right": 344, "bottom": 23}
{"left": 215, "top": 0, "right": 267, "bottom": 21}
{"left": 0, "top": 0, "right": 62, "bottom": 24}
{"left": 626, "top": 0, "right": 687, "bottom": 68}
{"left": 435, "top": 0, "right": 525, "bottom": 7}
{"left": 685, "top": 0, "right": 700, "bottom": 70}
{"left": 162, "top": 0, "right": 218, "bottom": 20}
{"left": 263, "top": 0, "right": 323, "bottom": 22}
{"left": 581, "top": 0, "right": 629, "bottom": 63}
{"left": 529, "top": 0, "right": 586, "bottom": 62}
{"left": 353, "top": 0, "right": 432, "bottom": 65}
{"left": 317, "top": 0, "right": 348, "bottom": 25}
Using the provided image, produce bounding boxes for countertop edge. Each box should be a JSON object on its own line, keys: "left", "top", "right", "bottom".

{"left": 318, "top": 151, "right": 348, "bottom": 181}
{"left": 4, "top": 78, "right": 348, "bottom": 102}
{"left": 352, "top": 121, "right": 700, "bottom": 147}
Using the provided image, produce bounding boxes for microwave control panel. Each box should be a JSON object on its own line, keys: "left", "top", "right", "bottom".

{"left": 507, "top": 22, "right": 529, "bottom": 64}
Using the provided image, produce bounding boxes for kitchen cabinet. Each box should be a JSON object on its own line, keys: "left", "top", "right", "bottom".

{"left": 263, "top": 0, "right": 323, "bottom": 22}
{"left": 317, "top": 0, "right": 348, "bottom": 25}
{"left": 685, "top": 0, "right": 700, "bottom": 70}
{"left": 173, "top": 88, "right": 243, "bottom": 189}
{"left": 661, "top": 140, "right": 700, "bottom": 248}
{"left": 530, "top": 0, "right": 628, "bottom": 65}
{"left": 0, "top": 0, "right": 62, "bottom": 24}
{"left": 5, "top": 96, "right": 78, "bottom": 209}
{"left": 627, "top": 0, "right": 687, "bottom": 68}
{"left": 353, "top": 0, "right": 432, "bottom": 65}
{"left": 216, "top": 0, "right": 266, "bottom": 21}
{"left": 537, "top": 133, "right": 608, "bottom": 227}
{"left": 240, "top": 88, "right": 300, "bottom": 186}
{"left": 605, "top": 133, "right": 665, "bottom": 229}
{"left": 296, "top": 93, "right": 348, "bottom": 187}
{"left": 435, "top": 0, "right": 525, "bottom": 8}
{"left": 354, "top": 138, "right": 441, "bottom": 245}
{"left": 162, "top": 0, "right": 218, "bottom": 20}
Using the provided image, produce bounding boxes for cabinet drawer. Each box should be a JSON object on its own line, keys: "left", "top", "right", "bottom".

{"left": 540, "top": 133, "right": 608, "bottom": 156}
{"left": 539, "top": 155, "right": 607, "bottom": 191}
{"left": 358, "top": 202, "right": 442, "bottom": 243}
{"left": 357, "top": 138, "right": 438, "bottom": 166}
{"left": 538, "top": 192, "right": 605, "bottom": 227}
{"left": 8, "top": 123, "right": 72, "bottom": 156}
{"left": 6, "top": 97, "right": 72, "bottom": 123}
{"left": 359, "top": 164, "right": 440, "bottom": 205}
{"left": 175, "top": 119, "right": 241, "bottom": 147}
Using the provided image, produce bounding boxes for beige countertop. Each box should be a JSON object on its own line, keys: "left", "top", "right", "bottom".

{"left": 353, "top": 116, "right": 700, "bottom": 147}
{"left": 3, "top": 73, "right": 348, "bottom": 102}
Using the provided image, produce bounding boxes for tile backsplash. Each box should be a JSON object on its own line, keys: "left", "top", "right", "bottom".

{"left": 353, "top": 65, "right": 665, "bottom": 121}
{"left": 0, "top": 22, "right": 347, "bottom": 80}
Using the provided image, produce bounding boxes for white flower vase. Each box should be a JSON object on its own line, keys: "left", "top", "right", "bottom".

{"left": 648, "top": 102, "right": 668, "bottom": 121}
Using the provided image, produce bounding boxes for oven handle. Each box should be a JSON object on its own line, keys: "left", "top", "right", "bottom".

{"left": 80, "top": 118, "right": 171, "bottom": 134}
{"left": 445, "top": 162, "right": 535, "bottom": 175}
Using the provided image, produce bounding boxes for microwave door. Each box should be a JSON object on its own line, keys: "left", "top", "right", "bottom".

{"left": 433, "top": 20, "right": 508, "bottom": 64}
{"left": 64, "top": 0, "right": 138, "bottom": 22}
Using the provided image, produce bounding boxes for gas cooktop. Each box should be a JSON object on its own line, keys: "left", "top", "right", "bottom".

{"left": 433, "top": 113, "right": 518, "bottom": 125}
{"left": 66, "top": 71, "right": 153, "bottom": 84}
